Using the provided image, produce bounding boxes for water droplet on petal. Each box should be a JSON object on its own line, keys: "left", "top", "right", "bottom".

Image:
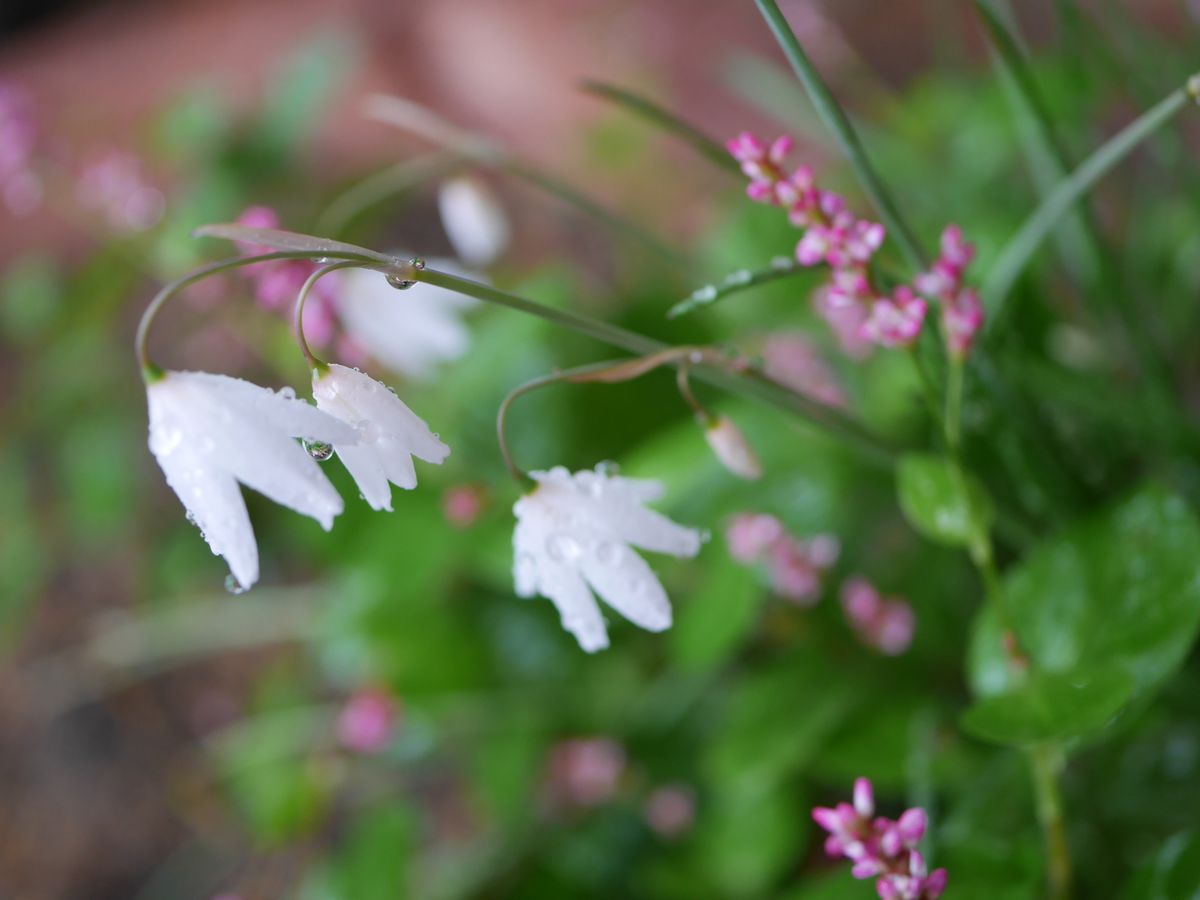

{"left": 224, "top": 574, "right": 248, "bottom": 595}
{"left": 594, "top": 460, "right": 620, "bottom": 477}
{"left": 594, "top": 541, "right": 620, "bottom": 565}
{"left": 303, "top": 438, "right": 334, "bottom": 461}
{"left": 546, "top": 533, "right": 582, "bottom": 563}
{"left": 279, "top": 386, "right": 296, "bottom": 400}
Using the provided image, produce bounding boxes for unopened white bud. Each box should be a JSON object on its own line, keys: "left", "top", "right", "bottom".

{"left": 704, "top": 416, "right": 762, "bottom": 480}
{"left": 438, "top": 175, "right": 511, "bottom": 267}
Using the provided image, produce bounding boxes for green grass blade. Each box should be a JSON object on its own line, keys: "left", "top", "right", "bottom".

{"left": 753, "top": 0, "right": 927, "bottom": 271}
{"left": 580, "top": 80, "right": 740, "bottom": 174}
{"left": 983, "top": 83, "right": 1193, "bottom": 327}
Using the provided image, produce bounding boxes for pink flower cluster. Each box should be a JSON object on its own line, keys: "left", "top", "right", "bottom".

{"left": 234, "top": 205, "right": 340, "bottom": 346}
{"left": 841, "top": 577, "right": 915, "bottom": 656}
{"left": 761, "top": 332, "right": 846, "bottom": 407}
{"left": 728, "top": 132, "right": 984, "bottom": 360}
{"left": 728, "top": 131, "right": 926, "bottom": 352}
{"left": 915, "top": 225, "right": 984, "bottom": 358}
{"left": 0, "top": 83, "right": 42, "bottom": 216}
{"left": 726, "top": 513, "right": 839, "bottom": 605}
{"left": 813, "top": 778, "right": 947, "bottom": 900}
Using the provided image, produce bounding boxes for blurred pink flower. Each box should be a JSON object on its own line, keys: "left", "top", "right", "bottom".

{"left": 860, "top": 287, "right": 927, "bottom": 349}
{"left": 442, "top": 484, "right": 486, "bottom": 528}
{"left": 76, "top": 149, "right": 164, "bottom": 231}
{"left": 726, "top": 512, "right": 838, "bottom": 604}
{"left": 337, "top": 688, "right": 398, "bottom": 754}
{"left": 0, "top": 83, "right": 41, "bottom": 216}
{"left": 644, "top": 784, "right": 696, "bottom": 838}
{"left": 840, "top": 577, "right": 915, "bottom": 655}
{"left": 547, "top": 738, "right": 626, "bottom": 807}
{"left": 761, "top": 333, "right": 846, "bottom": 406}
{"left": 914, "top": 225, "right": 984, "bottom": 359}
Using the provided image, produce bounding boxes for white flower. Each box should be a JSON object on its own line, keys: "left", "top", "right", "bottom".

{"left": 512, "top": 466, "right": 703, "bottom": 652}
{"left": 312, "top": 363, "right": 450, "bottom": 511}
{"left": 437, "top": 175, "right": 511, "bottom": 267}
{"left": 335, "top": 260, "right": 477, "bottom": 381}
{"left": 147, "top": 371, "right": 359, "bottom": 590}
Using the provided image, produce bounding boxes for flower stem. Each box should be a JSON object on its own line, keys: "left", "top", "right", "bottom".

{"left": 1029, "top": 744, "right": 1072, "bottom": 900}
{"left": 753, "top": 0, "right": 928, "bottom": 271}
{"left": 134, "top": 250, "right": 392, "bottom": 380}
{"left": 415, "top": 266, "right": 900, "bottom": 467}
{"left": 945, "top": 357, "right": 965, "bottom": 454}
{"left": 294, "top": 261, "right": 362, "bottom": 371}
{"left": 579, "top": 80, "right": 742, "bottom": 174}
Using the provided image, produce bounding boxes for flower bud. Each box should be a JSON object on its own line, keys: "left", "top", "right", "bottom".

{"left": 704, "top": 415, "right": 762, "bottom": 480}
{"left": 438, "top": 175, "right": 510, "bottom": 267}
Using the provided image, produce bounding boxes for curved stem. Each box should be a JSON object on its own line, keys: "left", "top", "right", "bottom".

{"left": 134, "top": 250, "right": 387, "bottom": 380}
{"left": 414, "top": 265, "right": 901, "bottom": 467}
{"left": 294, "top": 261, "right": 362, "bottom": 370}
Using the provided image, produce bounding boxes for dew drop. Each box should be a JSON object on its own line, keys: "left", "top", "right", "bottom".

{"left": 594, "top": 541, "right": 620, "bottom": 565}
{"left": 770, "top": 255, "right": 794, "bottom": 270}
{"left": 698, "top": 528, "right": 713, "bottom": 544}
{"left": 726, "top": 269, "right": 752, "bottom": 286}
{"left": 224, "top": 574, "right": 248, "bottom": 595}
{"left": 691, "top": 285, "right": 718, "bottom": 302}
{"left": 546, "top": 533, "right": 582, "bottom": 563}
{"left": 279, "top": 386, "right": 296, "bottom": 400}
{"left": 386, "top": 274, "right": 416, "bottom": 290}
{"left": 594, "top": 460, "right": 620, "bottom": 477}
{"left": 303, "top": 438, "right": 334, "bottom": 461}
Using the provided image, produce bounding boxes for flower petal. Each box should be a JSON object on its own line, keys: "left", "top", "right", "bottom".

{"left": 538, "top": 559, "right": 609, "bottom": 653}
{"left": 579, "top": 540, "right": 672, "bottom": 632}
{"left": 335, "top": 441, "right": 393, "bottom": 511}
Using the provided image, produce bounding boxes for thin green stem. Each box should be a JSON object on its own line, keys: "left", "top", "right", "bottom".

{"left": 945, "top": 358, "right": 965, "bottom": 454}
{"left": 907, "top": 347, "right": 944, "bottom": 438}
{"left": 983, "top": 79, "right": 1195, "bottom": 326}
{"left": 294, "top": 261, "right": 362, "bottom": 370}
{"left": 1029, "top": 744, "right": 1072, "bottom": 900}
{"left": 415, "top": 266, "right": 900, "bottom": 467}
{"left": 363, "top": 93, "right": 689, "bottom": 269}
{"left": 315, "top": 152, "right": 463, "bottom": 236}
{"left": 753, "top": 0, "right": 928, "bottom": 271}
{"left": 134, "top": 250, "right": 391, "bottom": 380}
{"left": 667, "top": 258, "right": 802, "bottom": 318}
{"left": 579, "top": 80, "right": 741, "bottom": 174}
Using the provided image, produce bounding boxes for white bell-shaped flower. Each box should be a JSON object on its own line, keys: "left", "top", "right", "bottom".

{"left": 512, "top": 466, "right": 703, "bottom": 652}
{"left": 335, "top": 260, "right": 476, "bottom": 381}
{"left": 437, "top": 175, "right": 511, "bottom": 267}
{"left": 147, "top": 370, "right": 359, "bottom": 590}
{"left": 312, "top": 363, "right": 450, "bottom": 511}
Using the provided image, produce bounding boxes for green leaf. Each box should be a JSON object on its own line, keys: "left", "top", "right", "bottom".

{"left": 961, "top": 667, "right": 1135, "bottom": 745}
{"left": 329, "top": 806, "right": 415, "bottom": 900}
{"left": 897, "top": 453, "right": 993, "bottom": 550}
{"left": 696, "top": 782, "right": 807, "bottom": 897}
{"left": 967, "top": 486, "right": 1200, "bottom": 729}
{"left": 1121, "top": 831, "right": 1200, "bottom": 900}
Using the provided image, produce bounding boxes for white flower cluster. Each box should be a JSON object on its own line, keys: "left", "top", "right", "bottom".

{"left": 147, "top": 364, "right": 448, "bottom": 591}
{"left": 146, "top": 192, "right": 707, "bottom": 651}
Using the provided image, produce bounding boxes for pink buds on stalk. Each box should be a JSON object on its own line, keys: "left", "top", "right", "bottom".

{"left": 725, "top": 512, "right": 838, "bottom": 605}
{"left": 728, "top": 133, "right": 983, "bottom": 359}
{"left": 841, "top": 577, "right": 915, "bottom": 656}
{"left": 813, "top": 778, "right": 947, "bottom": 899}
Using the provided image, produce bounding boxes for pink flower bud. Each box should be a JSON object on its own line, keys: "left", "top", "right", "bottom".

{"left": 548, "top": 738, "right": 626, "bottom": 807}
{"left": 704, "top": 416, "right": 762, "bottom": 480}
{"left": 725, "top": 513, "right": 784, "bottom": 563}
{"left": 643, "top": 784, "right": 696, "bottom": 838}
{"left": 853, "top": 777, "right": 875, "bottom": 818}
{"left": 337, "top": 689, "right": 397, "bottom": 754}
{"left": 443, "top": 484, "right": 486, "bottom": 528}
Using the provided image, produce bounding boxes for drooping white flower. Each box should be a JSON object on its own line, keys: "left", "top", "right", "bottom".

{"left": 147, "top": 370, "right": 359, "bottom": 590}
{"left": 512, "top": 466, "right": 703, "bottom": 652}
{"left": 437, "top": 175, "right": 511, "bottom": 267}
{"left": 312, "top": 363, "right": 450, "bottom": 511}
{"left": 335, "top": 259, "right": 476, "bottom": 381}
